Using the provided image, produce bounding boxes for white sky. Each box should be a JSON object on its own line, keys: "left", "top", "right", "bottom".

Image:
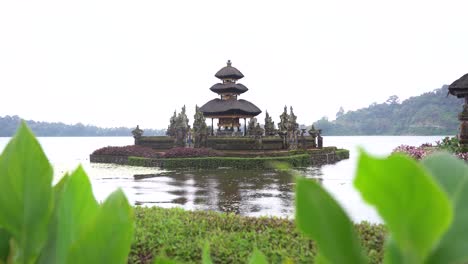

{"left": 1, "top": 0, "right": 468, "bottom": 129}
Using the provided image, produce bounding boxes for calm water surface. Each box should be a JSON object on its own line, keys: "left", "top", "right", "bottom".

{"left": 0, "top": 136, "right": 446, "bottom": 223}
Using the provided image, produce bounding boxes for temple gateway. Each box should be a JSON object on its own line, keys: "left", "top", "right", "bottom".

{"left": 200, "top": 60, "right": 261, "bottom": 136}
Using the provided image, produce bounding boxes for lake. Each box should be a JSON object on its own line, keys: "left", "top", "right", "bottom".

{"left": 0, "top": 136, "right": 446, "bottom": 223}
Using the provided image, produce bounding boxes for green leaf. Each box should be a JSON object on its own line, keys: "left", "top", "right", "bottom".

{"left": 354, "top": 151, "right": 453, "bottom": 263}
{"left": 38, "top": 167, "right": 99, "bottom": 264}
{"left": 0, "top": 122, "right": 54, "bottom": 263}
{"left": 67, "top": 189, "right": 134, "bottom": 264}
{"left": 202, "top": 242, "right": 213, "bottom": 264}
{"left": 314, "top": 252, "right": 332, "bottom": 264}
{"left": 0, "top": 228, "right": 10, "bottom": 262}
{"left": 296, "top": 177, "right": 367, "bottom": 264}
{"left": 421, "top": 153, "right": 468, "bottom": 264}
{"left": 382, "top": 237, "right": 404, "bottom": 264}
{"left": 153, "top": 257, "right": 179, "bottom": 264}
{"left": 248, "top": 249, "right": 268, "bottom": 264}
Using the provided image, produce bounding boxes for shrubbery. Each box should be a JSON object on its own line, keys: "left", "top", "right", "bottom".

{"left": 392, "top": 137, "right": 468, "bottom": 161}
{"left": 92, "top": 145, "right": 162, "bottom": 158}
{"left": 153, "top": 155, "right": 310, "bottom": 169}
{"left": 129, "top": 207, "right": 386, "bottom": 264}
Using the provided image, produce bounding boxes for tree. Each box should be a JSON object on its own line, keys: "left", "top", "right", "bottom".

{"left": 386, "top": 95, "right": 400, "bottom": 105}
{"left": 336, "top": 107, "right": 345, "bottom": 118}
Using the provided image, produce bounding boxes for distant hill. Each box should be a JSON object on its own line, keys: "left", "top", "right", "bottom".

{"left": 313, "top": 85, "right": 463, "bottom": 135}
{"left": 0, "top": 116, "right": 165, "bottom": 137}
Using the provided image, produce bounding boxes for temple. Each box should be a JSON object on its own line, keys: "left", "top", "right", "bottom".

{"left": 199, "top": 60, "right": 261, "bottom": 136}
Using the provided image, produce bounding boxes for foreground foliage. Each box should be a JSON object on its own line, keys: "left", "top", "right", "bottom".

{"left": 130, "top": 207, "right": 385, "bottom": 264}
{"left": 295, "top": 150, "right": 468, "bottom": 264}
{"left": 0, "top": 123, "right": 134, "bottom": 264}
{"left": 2, "top": 123, "right": 468, "bottom": 264}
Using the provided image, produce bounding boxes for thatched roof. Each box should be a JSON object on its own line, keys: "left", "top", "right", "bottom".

{"left": 215, "top": 60, "right": 244, "bottom": 80}
{"left": 210, "top": 83, "right": 248, "bottom": 94}
{"left": 199, "top": 98, "right": 262, "bottom": 117}
{"left": 449, "top": 73, "right": 468, "bottom": 98}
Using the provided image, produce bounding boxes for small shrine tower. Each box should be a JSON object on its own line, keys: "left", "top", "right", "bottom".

{"left": 200, "top": 60, "right": 262, "bottom": 136}
{"left": 448, "top": 73, "right": 468, "bottom": 150}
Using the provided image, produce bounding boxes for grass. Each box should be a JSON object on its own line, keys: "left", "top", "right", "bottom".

{"left": 130, "top": 207, "right": 386, "bottom": 264}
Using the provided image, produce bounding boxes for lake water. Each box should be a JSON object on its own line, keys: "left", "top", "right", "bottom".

{"left": 0, "top": 136, "right": 447, "bottom": 223}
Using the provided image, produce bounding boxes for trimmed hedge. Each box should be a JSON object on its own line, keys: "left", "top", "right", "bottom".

{"left": 335, "top": 148, "right": 350, "bottom": 160}
{"left": 129, "top": 154, "right": 311, "bottom": 169}
{"left": 129, "top": 207, "right": 386, "bottom": 264}
{"left": 128, "top": 156, "right": 158, "bottom": 167}
{"left": 163, "top": 147, "right": 221, "bottom": 158}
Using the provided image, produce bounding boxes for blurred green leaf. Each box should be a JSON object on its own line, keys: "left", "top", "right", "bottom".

{"left": 0, "top": 122, "right": 53, "bottom": 263}
{"left": 314, "top": 252, "right": 332, "bottom": 264}
{"left": 153, "top": 257, "right": 179, "bottom": 264}
{"left": 422, "top": 153, "right": 468, "bottom": 264}
{"left": 296, "top": 177, "right": 367, "bottom": 264}
{"left": 67, "top": 189, "right": 134, "bottom": 264}
{"left": 0, "top": 228, "right": 10, "bottom": 262}
{"left": 38, "top": 167, "right": 99, "bottom": 263}
{"left": 202, "top": 242, "right": 213, "bottom": 264}
{"left": 382, "top": 237, "right": 403, "bottom": 264}
{"left": 354, "top": 151, "right": 452, "bottom": 263}
{"left": 248, "top": 249, "right": 268, "bottom": 264}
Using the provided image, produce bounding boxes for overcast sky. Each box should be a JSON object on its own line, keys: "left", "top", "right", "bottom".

{"left": 1, "top": 0, "right": 468, "bottom": 129}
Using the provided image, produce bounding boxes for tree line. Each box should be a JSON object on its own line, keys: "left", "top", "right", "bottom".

{"left": 0, "top": 116, "right": 165, "bottom": 137}
{"left": 313, "top": 85, "right": 463, "bottom": 135}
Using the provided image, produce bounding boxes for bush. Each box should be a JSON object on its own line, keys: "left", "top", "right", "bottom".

{"left": 129, "top": 207, "right": 386, "bottom": 264}
{"left": 392, "top": 144, "right": 428, "bottom": 159}
{"left": 92, "top": 145, "right": 162, "bottom": 158}
{"left": 436, "top": 136, "right": 462, "bottom": 153}
{"left": 0, "top": 123, "right": 133, "bottom": 264}
{"left": 335, "top": 149, "right": 350, "bottom": 159}
{"left": 160, "top": 154, "right": 311, "bottom": 169}
{"left": 163, "top": 147, "right": 221, "bottom": 158}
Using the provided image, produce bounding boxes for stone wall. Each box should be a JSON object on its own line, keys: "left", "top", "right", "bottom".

{"left": 136, "top": 135, "right": 320, "bottom": 151}
{"left": 90, "top": 154, "right": 129, "bottom": 165}
{"left": 136, "top": 136, "right": 174, "bottom": 150}
{"left": 309, "top": 148, "right": 349, "bottom": 166}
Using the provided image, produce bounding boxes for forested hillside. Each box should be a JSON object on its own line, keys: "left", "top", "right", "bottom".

{"left": 313, "top": 85, "right": 463, "bottom": 135}
{"left": 0, "top": 115, "right": 165, "bottom": 137}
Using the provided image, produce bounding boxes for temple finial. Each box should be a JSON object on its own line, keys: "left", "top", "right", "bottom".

{"left": 227, "top": 60, "right": 232, "bottom": 66}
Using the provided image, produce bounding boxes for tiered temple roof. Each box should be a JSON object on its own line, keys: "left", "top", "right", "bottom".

{"left": 200, "top": 60, "right": 261, "bottom": 118}
{"left": 449, "top": 73, "right": 468, "bottom": 98}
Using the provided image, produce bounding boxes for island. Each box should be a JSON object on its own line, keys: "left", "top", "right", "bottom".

{"left": 90, "top": 61, "right": 349, "bottom": 169}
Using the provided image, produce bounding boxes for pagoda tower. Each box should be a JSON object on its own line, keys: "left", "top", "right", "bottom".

{"left": 200, "top": 60, "right": 262, "bottom": 136}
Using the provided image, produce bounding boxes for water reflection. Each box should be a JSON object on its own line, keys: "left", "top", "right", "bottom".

{"left": 131, "top": 168, "right": 322, "bottom": 217}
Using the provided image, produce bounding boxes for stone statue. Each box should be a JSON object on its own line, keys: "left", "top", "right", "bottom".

{"left": 254, "top": 123, "right": 264, "bottom": 149}
{"left": 287, "top": 106, "right": 299, "bottom": 150}
{"left": 248, "top": 117, "right": 258, "bottom": 136}
{"left": 308, "top": 125, "right": 318, "bottom": 148}
{"left": 193, "top": 105, "right": 208, "bottom": 148}
{"left": 264, "top": 111, "right": 276, "bottom": 136}
{"left": 288, "top": 106, "right": 298, "bottom": 132}
{"left": 300, "top": 128, "right": 307, "bottom": 150}
{"left": 317, "top": 129, "right": 323, "bottom": 149}
{"left": 278, "top": 106, "right": 289, "bottom": 132}
{"left": 166, "top": 110, "right": 177, "bottom": 136}
{"left": 131, "top": 125, "right": 144, "bottom": 144}
{"left": 174, "top": 105, "right": 190, "bottom": 147}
